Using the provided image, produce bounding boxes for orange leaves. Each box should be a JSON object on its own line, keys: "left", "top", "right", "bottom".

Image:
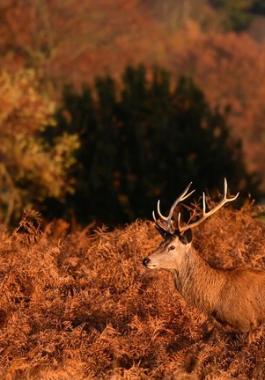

{"left": 174, "top": 27, "right": 265, "bottom": 183}
{"left": 1, "top": 208, "right": 265, "bottom": 378}
{"left": 0, "top": 69, "right": 79, "bottom": 224}
{"left": 0, "top": 70, "right": 55, "bottom": 134}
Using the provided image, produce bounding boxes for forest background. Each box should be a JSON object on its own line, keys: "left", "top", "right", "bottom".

{"left": 1, "top": 0, "right": 265, "bottom": 226}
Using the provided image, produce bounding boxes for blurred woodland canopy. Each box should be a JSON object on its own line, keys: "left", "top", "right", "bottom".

{"left": 1, "top": 1, "right": 265, "bottom": 178}
{"left": 149, "top": 0, "right": 265, "bottom": 31}
{"left": 44, "top": 66, "right": 260, "bottom": 224}
{"left": 0, "top": 0, "right": 264, "bottom": 224}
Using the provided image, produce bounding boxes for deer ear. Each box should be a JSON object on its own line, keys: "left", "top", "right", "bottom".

{"left": 179, "top": 229, "right": 192, "bottom": 245}
{"left": 155, "top": 225, "right": 172, "bottom": 240}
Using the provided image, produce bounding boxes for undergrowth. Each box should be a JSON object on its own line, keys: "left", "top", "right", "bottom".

{"left": 0, "top": 205, "right": 265, "bottom": 379}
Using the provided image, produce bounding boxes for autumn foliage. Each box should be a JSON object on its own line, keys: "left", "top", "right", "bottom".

{"left": 0, "top": 3, "right": 265, "bottom": 377}
{"left": 52, "top": 67, "right": 260, "bottom": 224}
{"left": 1, "top": 205, "right": 265, "bottom": 379}
{"left": 0, "top": 69, "right": 79, "bottom": 224}
{"left": 0, "top": 1, "right": 264, "bottom": 189}
{"left": 175, "top": 24, "right": 265, "bottom": 181}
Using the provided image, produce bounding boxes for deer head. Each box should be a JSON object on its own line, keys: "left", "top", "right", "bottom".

{"left": 143, "top": 179, "right": 239, "bottom": 270}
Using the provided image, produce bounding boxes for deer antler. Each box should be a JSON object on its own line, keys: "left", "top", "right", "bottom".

{"left": 152, "top": 182, "right": 195, "bottom": 234}
{"left": 153, "top": 178, "right": 239, "bottom": 236}
{"left": 177, "top": 178, "right": 239, "bottom": 233}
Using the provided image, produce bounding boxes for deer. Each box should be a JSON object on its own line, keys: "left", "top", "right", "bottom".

{"left": 143, "top": 179, "right": 265, "bottom": 332}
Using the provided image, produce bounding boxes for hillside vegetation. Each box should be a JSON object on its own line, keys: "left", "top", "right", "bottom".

{"left": 50, "top": 69, "right": 260, "bottom": 225}
{"left": 1, "top": 205, "right": 265, "bottom": 379}
{"left": 1, "top": 1, "right": 265, "bottom": 192}
{"left": 0, "top": 1, "right": 265, "bottom": 226}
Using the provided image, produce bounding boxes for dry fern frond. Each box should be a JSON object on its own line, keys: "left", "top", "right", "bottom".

{"left": 14, "top": 209, "right": 43, "bottom": 244}
{"left": 1, "top": 205, "right": 265, "bottom": 379}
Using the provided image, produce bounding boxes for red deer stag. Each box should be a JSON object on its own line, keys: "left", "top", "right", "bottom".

{"left": 143, "top": 179, "right": 265, "bottom": 332}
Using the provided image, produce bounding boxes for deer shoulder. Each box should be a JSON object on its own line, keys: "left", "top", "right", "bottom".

{"left": 143, "top": 179, "right": 265, "bottom": 332}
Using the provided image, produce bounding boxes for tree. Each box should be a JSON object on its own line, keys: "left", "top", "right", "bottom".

{"left": 0, "top": 69, "right": 79, "bottom": 224}
{"left": 175, "top": 28, "right": 265, "bottom": 187}
{"left": 53, "top": 65, "right": 261, "bottom": 224}
{"left": 251, "top": 0, "right": 265, "bottom": 14}
{"left": 209, "top": 0, "right": 253, "bottom": 30}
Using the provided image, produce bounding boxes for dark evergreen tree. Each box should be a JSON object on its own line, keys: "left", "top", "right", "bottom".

{"left": 46, "top": 65, "right": 261, "bottom": 224}
{"left": 251, "top": 0, "right": 265, "bottom": 14}
{"left": 209, "top": 0, "right": 253, "bottom": 31}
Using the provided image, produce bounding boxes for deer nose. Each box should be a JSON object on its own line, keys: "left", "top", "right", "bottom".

{"left": 143, "top": 257, "right": 150, "bottom": 267}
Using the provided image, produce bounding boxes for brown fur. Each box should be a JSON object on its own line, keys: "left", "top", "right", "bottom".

{"left": 144, "top": 222, "right": 265, "bottom": 332}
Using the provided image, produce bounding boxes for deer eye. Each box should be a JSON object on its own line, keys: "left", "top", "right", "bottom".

{"left": 168, "top": 245, "right": 175, "bottom": 251}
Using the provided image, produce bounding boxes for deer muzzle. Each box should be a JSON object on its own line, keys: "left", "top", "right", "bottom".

{"left": 142, "top": 256, "right": 159, "bottom": 269}
{"left": 142, "top": 257, "right": 150, "bottom": 267}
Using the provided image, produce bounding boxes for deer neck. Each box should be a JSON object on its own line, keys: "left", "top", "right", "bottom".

{"left": 172, "top": 247, "right": 226, "bottom": 314}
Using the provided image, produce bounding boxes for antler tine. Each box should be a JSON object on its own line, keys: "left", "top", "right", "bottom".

{"left": 156, "top": 200, "right": 167, "bottom": 221}
{"left": 155, "top": 182, "right": 195, "bottom": 222}
{"left": 178, "top": 178, "right": 239, "bottom": 233}
{"left": 202, "top": 192, "right": 206, "bottom": 216}
{"left": 224, "top": 177, "right": 228, "bottom": 197}
{"left": 167, "top": 182, "right": 195, "bottom": 220}
{"left": 153, "top": 182, "right": 195, "bottom": 235}
{"left": 223, "top": 177, "right": 239, "bottom": 202}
